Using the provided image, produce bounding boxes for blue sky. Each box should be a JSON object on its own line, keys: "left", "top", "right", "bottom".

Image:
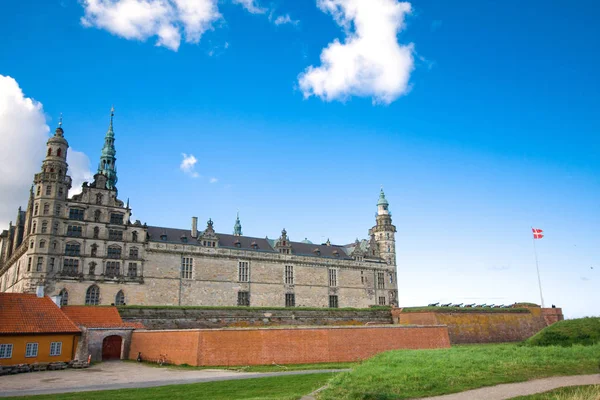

{"left": 0, "top": 0, "right": 598, "bottom": 317}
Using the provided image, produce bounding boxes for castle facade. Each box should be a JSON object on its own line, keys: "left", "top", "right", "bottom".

{"left": 0, "top": 112, "right": 398, "bottom": 308}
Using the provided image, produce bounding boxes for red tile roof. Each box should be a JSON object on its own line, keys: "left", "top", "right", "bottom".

{"left": 0, "top": 293, "right": 80, "bottom": 335}
{"left": 61, "top": 306, "right": 143, "bottom": 329}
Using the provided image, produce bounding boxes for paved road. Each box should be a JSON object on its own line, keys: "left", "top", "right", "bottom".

{"left": 0, "top": 361, "right": 348, "bottom": 398}
{"left": 421, "top": 374, "right": 600, "bottom": 400}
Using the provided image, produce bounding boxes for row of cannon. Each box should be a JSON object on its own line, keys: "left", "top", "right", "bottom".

{"left": 427, "top": 302, "right": 513, "bottom": 308}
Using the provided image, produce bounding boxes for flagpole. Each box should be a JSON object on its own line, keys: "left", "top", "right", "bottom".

{"left": 531, "top": 227, "right": 545, "bottom": 308}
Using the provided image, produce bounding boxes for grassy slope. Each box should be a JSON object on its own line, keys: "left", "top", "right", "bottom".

{"left": 524, "top": 317, "right": 600, "bottom": 347}
{"left": 319, "top": 344, "right": 600, "bottom": 400}
{"left": 4, "top": 373, "right": 336, "bottom": 400}
{"left": 512, "top": 385, "right": 600, "bottom": 399}
{"left": 131, "top": 360, "right": 357, "bottom": 373}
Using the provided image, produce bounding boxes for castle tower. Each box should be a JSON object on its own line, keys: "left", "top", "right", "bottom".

{"left": 98, "top": 107, "right": 118, "bottom": 190}
{"left": 371, "top": 188, "right": 396, "bottom": 266}
{"left": 233, "top": 212, "right": 242, "bottom": 236}
{"left": 30, "top": 119, "right": 73, "bottom": 278}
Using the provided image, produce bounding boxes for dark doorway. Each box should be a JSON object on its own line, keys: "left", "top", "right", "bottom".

{"left": 102, "top": 335, "right": 122, "bottom": 360}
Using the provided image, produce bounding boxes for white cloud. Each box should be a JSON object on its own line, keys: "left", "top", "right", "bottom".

{"left": 67, "top": 150, "right": 94, "bottom": 197}
{"left": 298, "top": 0, "right": 414, "bottom": 104}
{"left": 209, "top": 177, "right": 218, "bottom": 183}
{"left": 180, "top": 153, "right": 199, "bottom": 178}
{"left": 80, "top": 0, "right": 221, "bottom": 51}
{"left": 0, "top": 75, "right": 93, "bottom": 229}
{"left": 233, "top": 0, "right": 266, "bottom": 14}
{"left": 273, "top": 14, "right": 299, "bottom": 26}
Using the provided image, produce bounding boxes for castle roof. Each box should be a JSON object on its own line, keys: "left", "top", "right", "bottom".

{"left": 146, "top": 226, "right": 353, "bottom": 260}
{"left": 62, "top": 306, "right": 143, "bottom": 329}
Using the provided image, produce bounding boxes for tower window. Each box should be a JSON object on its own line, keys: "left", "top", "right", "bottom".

{"left": 67, "top": 225, "right": 82, "bottom": 237}
{"left": 47, "top": 148, "right": 52, "bottom": 156}
{"left": 39, "top": 240, "right": 45, "bottom": 249}
{"left": 43, "top": 203, "right": 49, "bottom": 215}
{"left": 285, "top": 265, "right": 294, "bottom": 285}
{"left": 57, "top": 148, "right": 62, "bottom": 157}
{"left": 32, "top": 222, "right": 37, "bottom": 233}
{"left": 46, "top": 186, "right": 51, "bottom": 196}
{"left": 110, "top": 213, "right": 124, "bottom": 225}
{"left": 58, "top": 187, "right": 63, "bottom": 198}
{"left": 109, "top": 230, "right": 123, "bottom": 241}
{"left": 34, "top": 204, "right": 39, "bottom": 215}
{"left": 36, "top": 257, "right": 44, "bottom": 272}
{"left": 69, "top": 208, "right": 84, "bottom": 221}
{"left": 62, "top": 259, "right": 79, "bottom": 276}
{"left": 238, "top": 261, "right": 249, "bottom": 282}
{"left": 49, "top": 258, "right": 55, "bottom": 271}
{"left": 328, "top": 269, "right": 337, "bottom": 287}
{"left": 55, "top": 205, "right": 61, "bottom": 216}
{"left": 36, "top": 186, "right": 41, "bottom": 196}
{"left": 129, "top": 247, "right": 138, "bottom": 259}
{"left": 377, "top": 272, "right": 385, "bottom": 289}
{"left": 107, "top": 246, "right": 122, "bottom": 259}
{"left": 65, "top": 243, "right": 81, "bottom": 256}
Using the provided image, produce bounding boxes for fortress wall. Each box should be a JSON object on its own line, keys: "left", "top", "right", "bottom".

{"left": 129, "top": 325, "right": 450, "bottom": 366}
{"left": 393, "top": 308, "right": 562, "bottom": 344}
{"left": 119, "top": 307, "right": 393, "bottom": 330}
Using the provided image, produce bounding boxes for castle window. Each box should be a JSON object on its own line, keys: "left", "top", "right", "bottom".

{"left": 63, "top": 259, "right": 79, "bottom": 276}
{"left": 110, "top": 213, "right": 124, "bottom": 225}
{"left": 379, "top": 296, "right": 386, "bottom": 306}
{"left": 52, "top": 241, "right": 57, "bottom": 249}
{"left": 36, "top": 186, "right": 41, "bottom": 196}
{"left": 329, "top": 295, "right": 339, "bottom": 308}
{"left": 389, "top": 273, "right": 394, "bottom": 284}
{"left": 91, "top": 244, "right": 97, "bottom": 257}
{"left": 69, "top": 208, "right": 84, "bottom": 221}
{"left": 96, "top": 193, "right": 103, "bottom": 205}
{"left": 94, "top": 210, "right": 101, "bottom": 222}
{"left": 107, "top": 246, "right": 122, "bottom": 259}
{"left": 89, "top": 262, "right": 96, "bottom": 275}
{"left": 32, "top": 223, "right": 37, "bottom": 234}
{"left": 65, "top": 243, "right": 81, "bottom": 256}
{"left": 128, "top": 263, "right": 137, "bottom": 278}
{"left": 43, "top": 203, "right": 49, "bottom": 215}
{"left": 39, "top": 240, "right": 45, "bottom": 249}
{"left": 49, "top": 258, "right": 55, "bottom": 271}
{"left": 57, "top": 148, "right": 62, "bottom": 157}
{"left": 115, "top": 290, "right": 125, "bottom": 306}
{"left": 285, "top": 293, "right": 295, "bottom": 307}
{"left": 66, "top": 225, "right": 82, "bottom": 237}
{"left": 47, "top": 148, "right": 52, "bottom": 156}
{"left": 34, "top": 203, "right": 39, "bottom": 215}
{"left": 36, "top": 257, "right": 43, "bottom": 272}
{"left": 85, "top": 285, "right": 100, "bottom": 305}
{"left": 46, "top": 186, "right": 51, "bottom": 196}
{"left": 30, "top": 240, "right": 34, "bottom": 248}
{"left": 109, "top": 230, "right": 123, "bottom": 241}
{"left": 53, "top": 223, "right": 59, "bottom": 234}
{"left": 25, "top": 343, "right": 38, "bottom": 358}
{"left": 41, "top": 221, "right": 48, "bottom": 233}
{"left": 93, "top": 227, "right": 100, "bottom": 239}
{"left": 328, "top": 269, "right": 337, "bottom": 287}
{"left": 238, "top": 261, "right": 249, "bottom": 282}
{"left": 129, "top": 247, "right": 138, "bottom": 259}
{"left": 386, "top": 233, "right": 389, "bottom": 239}
{"left": 132, "top": 231, "right": 138, "bottom": 242}
{"left": 50, "top": 342, "right": 62, "bottom": 356}
{"left": 237, "top": 291, "right": 250, "bottom": 306}
{"left": 55, "top": 205, "right": 61, "bottom": 216}
{"left": 181, "top": 257, "right": 193, "bottom": 279}
{"left": 285, "top": 265, "right": 294, "bottom": 285}
{"left": 388, "top": 246, "right": 390, "bottom": 252}
{"left": 105, "top": 262, "right": 120, "bottom": 277}
{"left": 0, "top": 344, "right": 13, "bottom": 359}
{"left": 377, "top": 272, "right": 385, "bottom": 289}
{"left": 59, "top": 289, "right": 68, "bottom": 306}
{"left": 361, "top": 271, "right": 364, "bottom": 284}
{"left": 58, "top": 187, "right": 63, "bottom": 198}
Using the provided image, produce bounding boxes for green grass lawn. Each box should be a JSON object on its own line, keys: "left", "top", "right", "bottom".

{"left": 524, "top": 317, "right": 600, "bottom": 347}
{"left": 511, "top": 385, "right": 600, "bottom": 399}
{"left": 3, "top": 373, "right": 337, "bottom": 400}
{"left": 319, "top": 343, "right": 600, "bottom": 400}
{"left": 129, "top": 359, "right": 356, "bottom": 373}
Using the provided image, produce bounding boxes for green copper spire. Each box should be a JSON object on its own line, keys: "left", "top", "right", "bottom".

{"left": 377, "top": 187, "right": 389, "bottom": 206}
{"left": 98, "top": 106, "right": 118, "bottom": 190}
{"left": 233, "top": 211, "right": 242, "bottom": 236}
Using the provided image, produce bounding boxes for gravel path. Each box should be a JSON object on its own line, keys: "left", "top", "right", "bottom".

{"left": 0, "top": 361, "right": 348, "bottom": 398}
{"left": 421, "top": 374, "right": 600, "bottom": 400}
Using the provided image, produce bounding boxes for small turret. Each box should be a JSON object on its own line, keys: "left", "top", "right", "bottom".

{"left": 233, "top": 211, "right": 242, "bottom": 236}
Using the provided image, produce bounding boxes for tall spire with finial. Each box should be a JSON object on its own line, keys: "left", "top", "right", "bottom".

{"left": 97, "top": 106, "right": 118, "bottom": 190}
{"left": 233, "top": 211, "right": 243, "bottom": 236}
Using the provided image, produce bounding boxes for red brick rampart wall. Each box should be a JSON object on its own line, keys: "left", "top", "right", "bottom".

{"left": 393, "top": 307, "right": 563, "bottom": 344}
{"left": 129, "top": 325, "right": 450, "bottom": 366}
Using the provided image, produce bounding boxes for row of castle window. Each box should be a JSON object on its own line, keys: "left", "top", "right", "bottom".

{"left": 181, "top": 259, "right": 387, "bottom": 289}
{"left": 31, "top": 220, "right": 137, "bottom": 242}
{"left": 36, "top": 185, "right": 64, "bottom": 199}
{"left": 33, "top": 203, "right": 124, "bottom": 226}
{"left": 58, "top": 287, "right": 126, "bottom": 306}
{"left": 236, "top": 292, "right": 350, "bottom": 308}
{"left": 26, "top": 254, "right": 138, "bottom": 278}
{"left": 31, "top": 238, "right": 139, "bottom": 259}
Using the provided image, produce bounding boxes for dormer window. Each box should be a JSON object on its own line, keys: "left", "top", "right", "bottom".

{"left": 181, "top": 236, "right": 188, "bottom": 243}
{"left": 333, "top": 250, "right": 339, "bottom": 257}
{"left": 234, "top": 240, "right": 241, "bottom": 248}
{"left": 313, "top": 248, "right": 321, "bottom": 256}
{"left": 250, "top": 241, "right": 258, "bottom": 250}
{"left": 160, "top": 234, "right": 167, "bottom": 241}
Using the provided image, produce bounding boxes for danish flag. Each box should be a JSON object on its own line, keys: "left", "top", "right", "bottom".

{"left": 532, "top": 228, "right": 544, "bottom": 239}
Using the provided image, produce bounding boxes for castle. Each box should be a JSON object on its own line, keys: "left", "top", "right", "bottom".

{"left": 0, "top": 111, "right": 398, "bottom": 308}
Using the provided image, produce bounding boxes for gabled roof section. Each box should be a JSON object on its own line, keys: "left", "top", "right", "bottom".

{"left": 62, "top": 306, "right": 142, "bottom": 329}
{"left": 0, "top": 293, "right": 80, "bottom": 335}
